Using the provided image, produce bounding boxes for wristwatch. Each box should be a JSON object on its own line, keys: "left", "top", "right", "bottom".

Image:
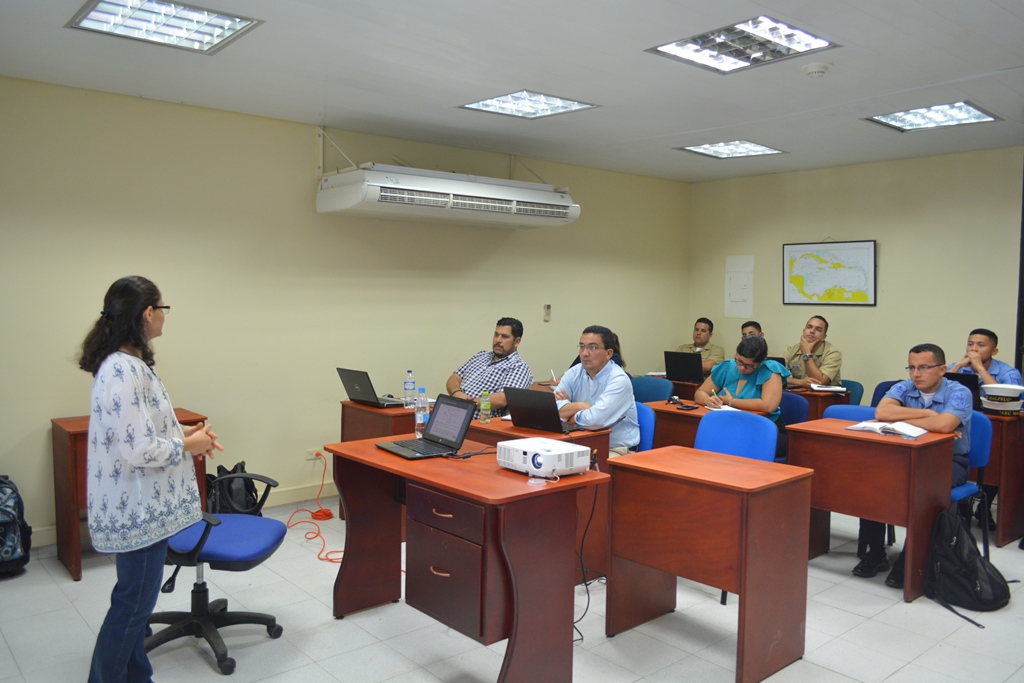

{"left": 802, "top": 353, "right": 814, "bottom": 361}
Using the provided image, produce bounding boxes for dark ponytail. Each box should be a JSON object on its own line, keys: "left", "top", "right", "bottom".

{"left": 79, "top": 276, "right": 161, "bottom": 375}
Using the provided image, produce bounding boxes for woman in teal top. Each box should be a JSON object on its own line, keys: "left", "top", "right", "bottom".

{"left": 694, "top": 336, "right": 791, "bottom": 423}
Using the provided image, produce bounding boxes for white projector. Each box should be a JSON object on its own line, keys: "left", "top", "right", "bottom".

{"left": 497, "top": 437, "right": 591, "bottom": 478}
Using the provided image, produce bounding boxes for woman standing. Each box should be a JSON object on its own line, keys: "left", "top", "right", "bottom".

{"left": 79, "top": 276, "right": 221, "bottom": 683}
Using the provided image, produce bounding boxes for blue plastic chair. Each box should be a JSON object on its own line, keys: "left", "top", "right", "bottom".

{"left": 870, "top": 380, "right": 900, "bottom": 407}
{"left": 631, "top": 376, "right": 673, "bottom": 403}
{"left": 822, "top": 404, "right": 875, "bottom": 421}
{"left": 779, "top": 392, "right": 809, "bottom": 426}
{"left": 635, "top": 401, "right": 656, "bottom": 452}
{"left": 841, "top": 380, "right": 865, "bottom": 406}
{"left": 694, "top": 410, "right": 777, "bottom": 462}
{"left": 952, "top": 411, "right": 993, "bottom": 558}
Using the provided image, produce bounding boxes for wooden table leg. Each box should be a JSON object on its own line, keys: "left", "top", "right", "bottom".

{"left": 994, "top": 418, "right": 1024, "bottom": 546}
{"left": 809, "top": 508, "right": 831, "bottom": 559}
{"left": 497, "top": 490, "right": 576, "bottom": 683}
{"left": 606, "top": 555, "right": 676, "bottom": 636}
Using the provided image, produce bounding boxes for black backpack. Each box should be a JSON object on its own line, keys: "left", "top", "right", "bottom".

{"left": 924, "top": 504, "right": 1010, "bottom": 626}
{"left": 0, "top": 475, "right": 32, "bottom": 577}
{"left": 206, "top": 461, "right": 261, "bottom": 515}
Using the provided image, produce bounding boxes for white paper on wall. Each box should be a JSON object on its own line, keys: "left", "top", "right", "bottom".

{"left": 725, "top": 255, "right": 754, "bottom": 319}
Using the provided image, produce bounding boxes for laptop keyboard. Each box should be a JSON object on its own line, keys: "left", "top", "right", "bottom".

{"left": 391, "top": 438, "right": 452, "bottom": 455}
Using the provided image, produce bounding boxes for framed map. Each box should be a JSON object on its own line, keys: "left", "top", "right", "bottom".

{"left": 783, "top": 240, "right": 876, "bottom": 306}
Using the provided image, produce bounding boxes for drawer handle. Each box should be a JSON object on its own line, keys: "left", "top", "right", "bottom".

{"left": 429, "top": 566, "right": 451, "bottom": 578}
{"left": 432, "top": 508, "right": 454, "bottom": 519}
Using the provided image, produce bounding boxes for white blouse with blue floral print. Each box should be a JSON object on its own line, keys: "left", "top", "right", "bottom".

{"left": 87, "top": 352, "right": 203, "bottom": 553}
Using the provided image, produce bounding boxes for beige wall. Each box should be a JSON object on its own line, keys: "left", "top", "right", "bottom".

{"left": 686, "top": 148, "right": 1024, "bottom": 400}
{"left": 0, "top": 76, "right": 691, "bottom": 545}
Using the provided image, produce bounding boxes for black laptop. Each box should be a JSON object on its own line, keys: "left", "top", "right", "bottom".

{"left": 664, "top": 351, "right": 704, "bottom": 384}
{"left": 504, "top": 387, "right": 581, "bottom": 434}
{"left": 944, "top": 372, "right": 982, "bottom": 411}
{"left": 375, "top": 394, "right": 476, "bottom": 459}
{"left": 336, "top": 368, "right": 405, "bottom": 407}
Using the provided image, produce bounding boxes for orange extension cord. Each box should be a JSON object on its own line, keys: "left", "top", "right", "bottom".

{"left": 285, "top": 451, "right": 345, "bottom": 563}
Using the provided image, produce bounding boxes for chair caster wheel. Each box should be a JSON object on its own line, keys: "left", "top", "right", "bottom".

{"left": 217, "top": 657, "right": 235, "bottom": 675}
{"left": 211, "top": 598, "right": 228, "bottom": 613}
{"left": 268, "top": 624, "right": 283, "bottom": 638}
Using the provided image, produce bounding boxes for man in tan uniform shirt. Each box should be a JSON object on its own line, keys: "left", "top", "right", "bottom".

{"left": 783, "top": 315, "right": 842, "bottom": 387}
{"left": 677, "top": 317, "right": 724, "bottom": 376}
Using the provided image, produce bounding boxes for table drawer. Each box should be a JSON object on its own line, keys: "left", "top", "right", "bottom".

{"left": 407, "top": 484, "right": 484, "bottom": 544}
{"left": 405, "top": 518, "right": 483, "bottom": 638}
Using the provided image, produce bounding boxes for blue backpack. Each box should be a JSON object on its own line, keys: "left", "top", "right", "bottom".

{"left": 0, "top": 475, "right": 32, "bottom": 576}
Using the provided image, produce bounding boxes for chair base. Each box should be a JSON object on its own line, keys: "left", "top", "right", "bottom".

{"left": 146, "top": 580, "right": 283, "bottom": 675}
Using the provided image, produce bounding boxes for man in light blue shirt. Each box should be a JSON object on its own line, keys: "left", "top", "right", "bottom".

{"left": 947, "top": 328, "right": 1022, "bottom": 392}
{"left": 555, "top": 325, "right": 639, "bottom": 456}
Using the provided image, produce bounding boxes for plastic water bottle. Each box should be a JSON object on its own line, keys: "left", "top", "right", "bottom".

{"left": 403, "top": 370, "right": 415, "bottom": 409}
{"left": 479, "top": 390, "right": 491, "bottom": 423}
{"left": 414, "top": 387, "right": 429, "bottom": 438}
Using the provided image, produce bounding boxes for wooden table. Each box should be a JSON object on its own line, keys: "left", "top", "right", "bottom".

{"left": 648, "top": 400, "right": 767, "bottom": 450}
{"left": 791, "top": 389, "right": 850, "bottom": 421}
{"left": 341, "top": 400, "right": 414, "bottom": 442}
{"left": 467, "top": 419, "right": 611, "bottom": 581}
{"left": 787, "top": 418, "right": 954, "bottom": 601}
{"left": 51, "top": 408, "right": 208, "bottom": 581}
{"left": 978, "top": 413, "right": 1024, "bottom": 546}
{"left": 669, "top": 380, "right": 699, "bottom": 401}
{"left": 606, "top": 447, "right": 812, "bottom": 683}
{"left": 325, "top": 437, "right": 608, "bottom": 683}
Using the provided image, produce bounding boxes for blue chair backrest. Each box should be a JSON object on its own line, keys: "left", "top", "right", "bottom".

{"left": 694, "top": 410, "right": 777, "bottom": 461}
{"left": 969, "top": 410, "right": 992, "bottom": 470}
{"left": 870, "top": 380, "right": 900, "bottom": 407}
{"left": 822, "top": 404, "right": 876, "bottom": 421}
{"left": 779, "top": 392, "right": 809, "bottom": 426}
{"left": 631, "top": 376, "right": 673, "bottom": 403}
{"left": 841, "top": 380, "right": 865, "bottom": 406}
{"left": 635, "top": 401, "right": 656, "bottom": 452}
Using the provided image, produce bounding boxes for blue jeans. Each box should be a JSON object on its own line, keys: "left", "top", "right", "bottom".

{"left": 88, "top": 539, "right": 168, "bottom": 683}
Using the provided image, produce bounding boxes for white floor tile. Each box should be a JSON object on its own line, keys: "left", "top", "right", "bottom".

{"left": 762, "top": 658, "right": 860, "bottom": 682}
{"left": 911, "top": 641, "right": 1020, "bottom": 682}
{"left": 838, "top": 620, "right": 937, "bottom": 662}
{"left": 803, "top": 637, "right": 907, "bottom": 683}
{"left": 570, "top": 648, "right": 641, "bottom": 683}
{"left": 587, "top": 630, "right": 687, "bottom": 677}
{"left": 384, "top": 624, "right": 479, "bottom": 667}
{"left": 811, "top": 584, "right": 901, "bottom": 619}
{"left": 319, "top": 642, "right": 419, "bottom": 683}
{"left": 644, "top": 653, "right": 734, "bottom": 683}
{"left": 422, "top": 646, "right": 504, "bottom": 683}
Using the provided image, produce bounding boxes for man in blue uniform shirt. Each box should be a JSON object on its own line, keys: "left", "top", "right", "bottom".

{"left": 852, "top": 343, "right": 973, "bottom": 589}
{"left": 555, "top": 325, "right": 639, "bottom": 456}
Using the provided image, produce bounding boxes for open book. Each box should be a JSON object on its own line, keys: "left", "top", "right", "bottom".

{"left": 705, "top": 404, "right": 740, "bottom": 412}
{"left": 810, "top": 383, "right": 847, "bottom": 393}
{"left": 846, "top": 420, "right": 927, "bottom": 439}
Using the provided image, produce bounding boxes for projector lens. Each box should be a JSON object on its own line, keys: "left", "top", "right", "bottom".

{"left": 531, "top": 453, "right": 544, "bottom": 469}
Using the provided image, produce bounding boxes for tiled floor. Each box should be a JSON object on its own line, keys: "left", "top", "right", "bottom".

{"left": 3, "top": 499, "right": 1024, "bottom": 683}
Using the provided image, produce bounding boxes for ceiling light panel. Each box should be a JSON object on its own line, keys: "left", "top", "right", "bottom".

{"left": 67, "top": 1, "right": 261, "bottom": 55}
{"left": 868, "top": 101, "right": 997, "bottom": 132}
{"left": 649, "top": 15, "right": 835, "bottom": 74}
{"left": 462, "top": 90, "right": 597, "bottom": 119}
{"left": 678, "top": 141, "right": 784, "bottom": 159}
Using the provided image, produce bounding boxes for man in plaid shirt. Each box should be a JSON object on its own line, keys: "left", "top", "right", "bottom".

{"left": 446, "top": 317, "right": 534, "bottom": 417}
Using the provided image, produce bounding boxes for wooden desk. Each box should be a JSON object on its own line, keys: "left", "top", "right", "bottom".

{"left": 787, "top": 418, "right": 954, "bottom": 601}
{"left": 978, "top": 413, "right": 1024, "bottom": 546}
{"left": 791, "top": 390, "right": 850, "bottom": 421}
{"left": 51, "top": 408, "right": 208, "bottom": 581}
{"left": 467, "top": 419, "right": 611, "bottom": 581}
{"left": 340, "top": 400, "right": 414, "bottom": 441}
{"left": 669, "top": 380, "right": 699, "bottom": 401}
{"left": 325, "top": 437, "right": 608, "bottom": 683}
{"left": 648, "top": 400, "right": 767, "bottom": 449}
{"left": 606, "top": 447, "right": 812, "bottom": 683}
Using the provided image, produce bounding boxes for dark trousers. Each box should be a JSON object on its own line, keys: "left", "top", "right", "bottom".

{"left": 88, "top": 539, "right": 168, "bottom": 683}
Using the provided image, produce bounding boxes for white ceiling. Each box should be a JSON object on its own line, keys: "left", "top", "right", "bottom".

{"left": 2, "top": 0, "right": 1023, "bottom": 182}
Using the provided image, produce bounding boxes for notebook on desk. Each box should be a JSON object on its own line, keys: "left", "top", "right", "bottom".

{"left": 944, "top": 372, "right": 982, "bottom": 411}
{"left": 337, "top": 368, "right": 405, "bottom": 407}
{"left": 375, "top": 394, "right": 476, "bottom": 459}
{"left": 664, "top": 351, "right": 704, "bottom": 384}
{"left": 504, "top": 387, "right": 582, "bottom": 434}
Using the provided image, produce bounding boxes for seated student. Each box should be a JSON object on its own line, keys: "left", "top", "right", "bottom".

{"left": 568, "top": 331, "right": 625, "bottom": 373}
{"left": 694, "top": 336, "right": 791, "bottom": 461}
{"left": 853, "top": 343, "right": 972, "bottom": 589}
{"left": 947, "top": 328, "right": 1022, "bottom": 529}
{"left": 446, "top": 317, "right": 534, "bottom": 417}
{"left": 783, "top": 315, "right": 842, "bottom": 388}
{"left": 678, "top": 317, "right": 724, "bottom": 376}
{"left": 555, "top": 326, "right": 639, "bottom": 457}
{"left": 741, "top": 320, "right": 764, "bottom": 340}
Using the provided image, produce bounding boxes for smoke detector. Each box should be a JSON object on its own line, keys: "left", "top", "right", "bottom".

{"left": 802, "top": 63, "right": 831, "bottom": 78}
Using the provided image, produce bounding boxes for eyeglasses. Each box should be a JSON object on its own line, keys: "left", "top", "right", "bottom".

{"left": 905, "top": 364, "right": 943, "bottom": 373}
{"left": 154, "top": 305, "right": 171, "bottom": 312}
{"left": 735, "top": 357, "right": 760, "bottom": 371}
{"left": 578, "top": 343, "right": 606, "bottom": 353}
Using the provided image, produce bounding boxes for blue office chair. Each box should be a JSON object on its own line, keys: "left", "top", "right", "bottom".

{"left": 779, "top": 392, "right": 809, "bottom": 426}
{"left": 841, "top": 380, "right": 865, "bottom": 406}
{"left": 870, "top": 380, "right": 900, "bottom": 407}
{"left": 695, "top": 410, "right": 778, "bottom": 604}
{"left": 146, "top": 473, "right": 287, "bottom": 675}
{"left": 635, "top": 401, "right": 656, "bottom": 452}
{"left": 822, "top": 404, "right": 875, "bottom": 421}
{"left": 630, "top": 376, "right": 674, "bottom": 403}
{"left": 952, "top": 411, "right": 993, "bottom": 559}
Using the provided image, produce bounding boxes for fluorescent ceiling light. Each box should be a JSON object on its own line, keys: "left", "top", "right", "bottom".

{"left": 462, "top": 90, "right": 597, "bottom": 119}
{"left": 868, "top": 101, "right": 997, "bottom": 132}
{"left": 649, "top": 15, "right": 835, "bottom": 74}
{"left": 67, "top": 1, "right": 261, "bottom": 55}
{"left": 679, "top": 141, "right": 784, "bottom": 159}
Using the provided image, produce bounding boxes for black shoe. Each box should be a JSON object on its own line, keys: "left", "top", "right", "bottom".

{"left": 975, "top": 507, "right": 997, "bottom": 531}
{"left": 885, "top": 554, "right": 905, "bottom": 589}
{"left": 852, "top": 548, "right": 888, "bottom": 578}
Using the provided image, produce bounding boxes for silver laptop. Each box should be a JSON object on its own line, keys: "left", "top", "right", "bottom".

{"left": 336, "top": 368, "right": 404, "bottom": 407}
{"left": 375, "top": 394, "right": 476, "bottom": 459}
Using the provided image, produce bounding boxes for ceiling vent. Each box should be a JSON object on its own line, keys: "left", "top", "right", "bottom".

{"left": 316, "top": 164, "right": 580, "bottom": 228}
